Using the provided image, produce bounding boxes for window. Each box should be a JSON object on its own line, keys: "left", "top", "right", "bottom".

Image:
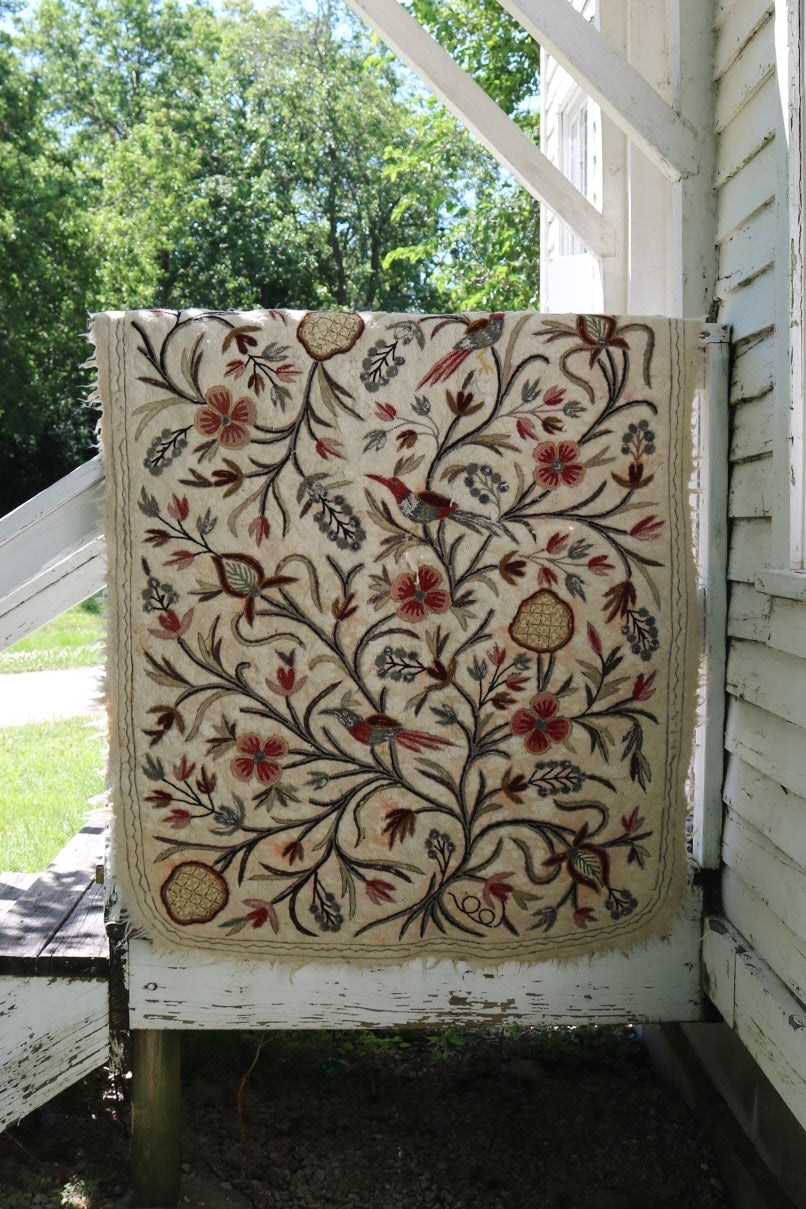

{"left": 560, "top": 97, "right": 588, "bottom": 256}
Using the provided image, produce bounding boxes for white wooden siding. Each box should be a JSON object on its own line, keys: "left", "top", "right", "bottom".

{"left": 729, "top": 395, "right": 772, "bottom": 462}
{"left": 712, "top": 0, "right": 806, "bottom": 1133}
{"left": 703, "top": 917, "right": 806, "bottom": 1130}
{"left": 714, "top": 14, "right": 776, "bottom": 134}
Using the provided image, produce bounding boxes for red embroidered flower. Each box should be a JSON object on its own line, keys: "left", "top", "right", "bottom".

{"left": 482, "top": 872, "right": 514, "bottom": 908}
{"left": 366, "top": 878, "right": 395, "bottom": 905}
{"left": 172, "top": 756, "right": 196, "bottom": 781}
{"left": 149, "top": 608, "right": 193, "bottom": 640}
{"left": 230, "top": 733, "right": 288, "bottom": 785}
{"left": 164, "top": 808, "right": 191, "bottom": 829}
{"left": 242, "top": 898, "right": 279, "bottom": 932}
{"left": 194, "top": 385, "right": 255, "bottom": 449}
{"left": 266, "top": 665, "right": 307, "bottom": 697}
{"left": 533, "top": 441, "right": 585, "bottom": 491}
{"left": 390, "top": 566, "right": 450, "bottom": 621}
{"left": 543, "top": 385, "right": 566, "bottom": 407}
{"left": 510, "top": 692, "right": 571, "bottom": 754}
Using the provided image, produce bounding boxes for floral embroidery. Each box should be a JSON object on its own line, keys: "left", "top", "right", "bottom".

{"left": 510, "top": 692, "right": 571, "bottom": 754}
{"left": 230, "top": 734, "right": 288, "bottom": 785}
{"left": 533, "top": 441, "right": 585, "bottom": 490}
{"left": 390, "top": 566, "right": 450, "bottom": 621}
{"left": 100, "top": 307, "right": 697, "bottom": 959}
{"left": 194, "top": 385, "right": 255, "bottom": 448}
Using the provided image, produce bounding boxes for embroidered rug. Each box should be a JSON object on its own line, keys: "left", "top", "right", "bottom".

{"left": 95, "top": 310, "right": 702, "bottom": 963}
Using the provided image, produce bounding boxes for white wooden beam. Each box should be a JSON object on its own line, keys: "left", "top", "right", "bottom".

{"left": 0, "top": 977, "right": 108, "bottom": 1130}
{"left": 0, "top": 455, "right": 106, "bottom": 650}
{"left": 343, "top": 0, "right": 615, "bottom": 257}
{"left": 125, "top": 880, "right": 704, "bottom": 1028}
{"left": 671, "top": 0, "right": 718, "bottom": 317}
{"left": 497, "top": 0, "right": 700, "bottom": 182}
{"left": 693, "top": 326, "right": 731, "bottom": 869}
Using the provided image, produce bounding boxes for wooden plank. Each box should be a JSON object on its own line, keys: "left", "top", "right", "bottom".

{"left": 729, "top": 394, "right": 772, "bottom": 461}
{"left": 714, "top": 0, "right": 774, "bottom": 81}
{"left": 722, "top": 812, "right": 806, "bottom": 941}
{"left": 755, "top": 568, "right": 806, "bottom": 600}
{"left": 781, "top": 0, "right": 806, "bottom": 568}
{"left": 768, "top": 594, "right": 806, "bottom": 658}
{"left": 726, "top": 638, "right": 806, "bottom": 728}
{"left": 0, "top": 814, "right": 106, "bottom": 969}
{"left": 692, "top": 328, "right": 730, "bottom": 868}
{"left": 724, "top": 753, "right": 806, "bottom": 870}
{"left": 702, "top": 917, "right": 806, "bottom": 1133}
{"left": 39, "top": 881, "right": 107, "bottom": 967}
{"left": 341, "top": 0, "right": 615, "bottom": 257}
{"left": 727, "top": 517, "right": 771, "bottom": 583}
{"left": 728, "top": 454, "right": 773, "bottom": 518}
{"left": 0, "top": 456, "right": 105, "bottom": 651}
{"left": 715, "top": 0, "right": 746, "bottom": 27}
{"left": 125, "top": 886, "right": 704, "bottom": 1029}
{"left": 718, "top": 265, "right": 776, "bottom": 340}
{"left": 714, "top": 76, "right": 776, "bottom": 186}
{"left": 725, "top": 696, "right": 806, "bottom": 800}
{"left": 0, "top": 536, "right": 106, "bottom": 653}
{"left": 496, "top": 0, "right": 699, "bottom": 180}
{"left": 131, "top": 1031, "right": 181, "bottom": 1209}
{"left": 674, "top": 7, "right": 718, "bottom": 317}
{"left": 716, "top": 139, "right": 775, "bottom": 243}
{"left": 0, "top": 874, "right": 38, "bottom": 925}
{"left": 623, "top": 0, "right": 671, "bottom": 315}
{"left": 598, "top": 0, "right": 629, "bottom": 312}
{"left": 722, "top": 867, "right": 806, "bottom": 1005}
{"left": 714, "top": 16, "right": 775, "bottom": 135}
{"left": 0, "top": 976, "right": 108, "bottom": 1131}
{"left": 715, "top": 203, "right": 776, "bottom": 293}
{"left": 727, "top": 582, "right": 771, "bottom": 641}
{"left": 730, "top": 327, "right": 775, "bottom": 403}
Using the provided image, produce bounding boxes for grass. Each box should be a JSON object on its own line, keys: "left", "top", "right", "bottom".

{"left": 0, "top": 595, "right": 105, "bottom": 674}
{"left": 0, "top": 717, "right": 107, "bottom": 872}
{"left": 0, "top": 596, "right": 107, "bottom": 872}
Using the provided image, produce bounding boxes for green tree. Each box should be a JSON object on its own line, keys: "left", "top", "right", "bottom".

{"left": 2, "top": 0, "right": 542, "bottom": 513}
{"left": 30, "top": 0, "right": 460, "bottom": 312}
{"left": 0, "top": 2, "right": 97, "bottom": 511}
{"left": 395, "top": 0, "right": 541, "bottom": 311}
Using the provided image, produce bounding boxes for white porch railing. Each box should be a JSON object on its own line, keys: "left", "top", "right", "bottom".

{"left": 0, "top": 455, "right": 106, "bottom": 652}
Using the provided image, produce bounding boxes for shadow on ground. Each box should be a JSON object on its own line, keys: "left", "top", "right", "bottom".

{"left": 0, "top": 1026, "right": 734, "bottom": 1209}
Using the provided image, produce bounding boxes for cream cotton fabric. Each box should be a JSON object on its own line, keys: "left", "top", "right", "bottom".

{"left": 95, "top": 310, "right": 702, "bottom": 963}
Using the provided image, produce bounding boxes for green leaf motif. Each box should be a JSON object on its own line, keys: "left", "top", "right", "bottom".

{"left": 221, "top": 557, "right": 259, "bottom": 596}
{"left": 570, "top": 848, "right": 605, "bottom": 888}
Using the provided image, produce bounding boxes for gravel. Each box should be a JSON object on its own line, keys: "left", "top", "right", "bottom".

{"left": 0, "top": 1026, "right": 735, "bottom": 1209}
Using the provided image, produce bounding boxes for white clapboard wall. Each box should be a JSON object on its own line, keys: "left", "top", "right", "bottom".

{"left": 711, "top": 0, "right": 806, "bottom": 1134}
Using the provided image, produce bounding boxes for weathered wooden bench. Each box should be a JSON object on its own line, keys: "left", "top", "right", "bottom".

{"left": 0, "top": 811, "right": 110, "bottom": 1130}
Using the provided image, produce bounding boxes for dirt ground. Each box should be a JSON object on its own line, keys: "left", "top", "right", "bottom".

{"left": 0, "top": 1026, "right": 735, "bottom": 1209}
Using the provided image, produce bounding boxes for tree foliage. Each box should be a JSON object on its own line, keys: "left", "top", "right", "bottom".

{"left": 0, "top": 0, "right": 540, "bottom": 511}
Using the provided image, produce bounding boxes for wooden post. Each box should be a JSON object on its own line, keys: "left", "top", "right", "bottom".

{"left": 131, "top": 1029, "right": 181, "bottom": 1208}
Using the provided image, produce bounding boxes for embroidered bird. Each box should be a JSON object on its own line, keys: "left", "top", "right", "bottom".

{"left": 366, "top": 474, "right": 501, "bottom": 535}
{"left": 417, "top": 313, "right": 505, "bottom": 388}
{"left": 322, "top": 707, "right": 455, "bottom": 753}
